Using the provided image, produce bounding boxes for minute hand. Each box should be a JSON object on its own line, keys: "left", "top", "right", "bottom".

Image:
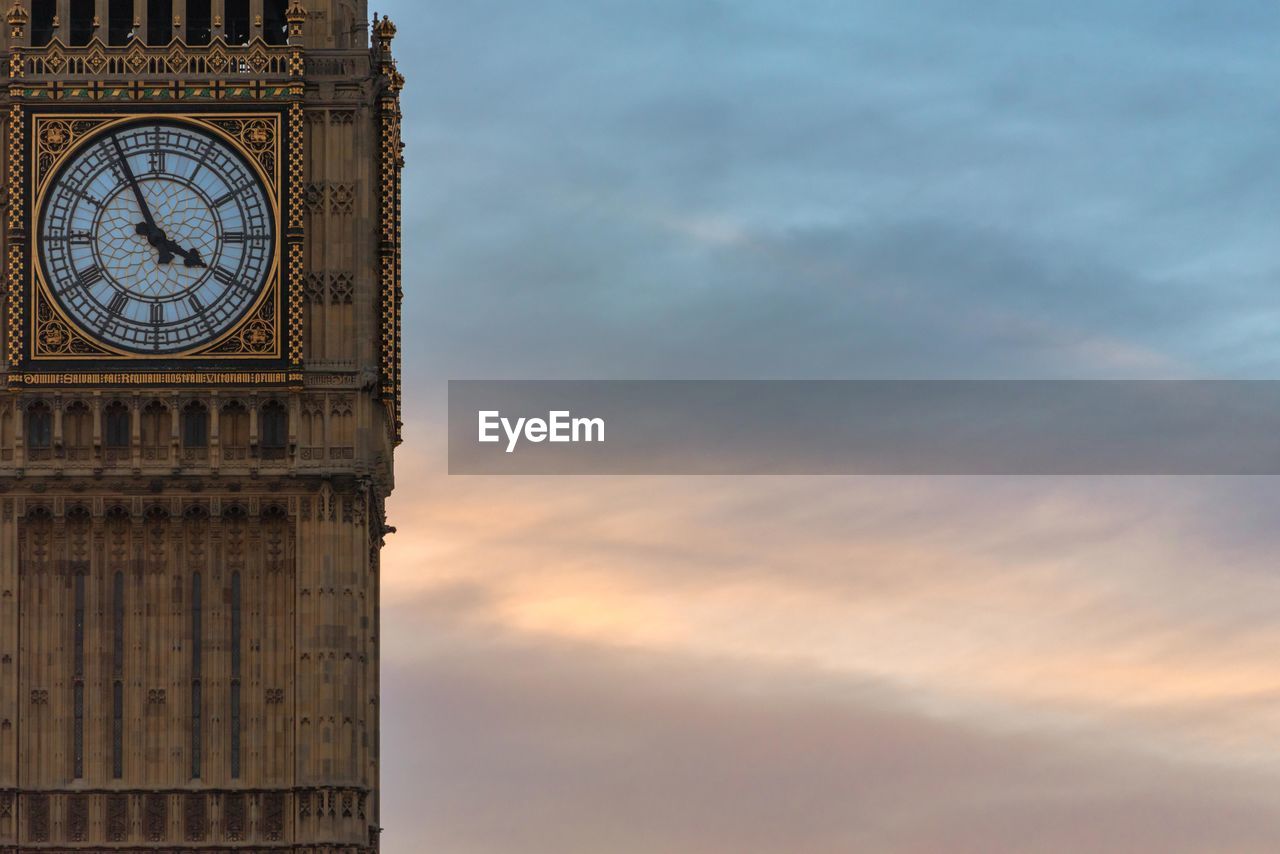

{"left": 110, "top": 134, "right": 173, "bottom": 264}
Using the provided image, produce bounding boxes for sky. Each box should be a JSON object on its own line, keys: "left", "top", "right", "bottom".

{"left": 374, "top": 1, "right": 1280, "bottom": 851}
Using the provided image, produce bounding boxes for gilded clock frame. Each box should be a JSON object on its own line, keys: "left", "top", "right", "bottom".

{"left": 7, "top": 104, "right": 301, "bottom": 386}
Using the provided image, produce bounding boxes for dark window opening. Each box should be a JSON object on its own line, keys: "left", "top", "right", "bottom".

{"left": 264, "top": 0, "right": 288, "bottom": 45}
{"left": 221, "top": 402, "right": 249, "bottom": 460}
{"left": 141, "top": 401, "right": 168, "bottom": 457}
{"left": 64, "top": 402, "right": 92, "bottom": 458}
{"left": 186, "top": 0, "right": 211, "bottom": 44}
{"left": 225, "top": 0, "right": 250, "bottom": 44}
{"left": 69, "top": 0, "right": 94, "bottom": 45}
{"left": 182, "top": 403, "right": 208, "bottom": 449}
{"left": 108, "top": 0, "right": 134, "bottom": 45}
{"left": 261, "top": 401, "right": 288, "bottom": 459}
{"left": 30, "top": 0, "right": 55, "bottom": 46}
{"left": 104, "top": 402, "right": 130, "bottom": 449}
{"left": 146, "top": 0, "right": 172, "bottom": 45}
{"left": 26, "top": 403, "right": 52, "bottom": 453}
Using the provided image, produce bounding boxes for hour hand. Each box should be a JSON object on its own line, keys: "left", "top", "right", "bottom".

{"left": 134, "top": 221, "right": 175, "bottom": 264}
{"left": 163, "top": 238, "right": 207, "bottom": 268}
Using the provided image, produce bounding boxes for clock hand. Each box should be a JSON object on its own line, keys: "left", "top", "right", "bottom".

{"left": 110, "top": 133, "right": 175, "bottom": 264}
{"left": 160, "top": 237, "right": 207, "bottom": 268}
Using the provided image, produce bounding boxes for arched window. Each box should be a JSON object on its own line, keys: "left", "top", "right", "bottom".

{"left": 26, "top": 402, "right": 52, "bottom": 460}
{"left": 187, "top": 0, "right": 211, "bottom": 44}
{"left": 103, "top": 401, "right": 130, "bottom": 453}
{"left": 69, "top": 0, "right": 94, "bottom": 45}
{"left": 147, "top": 0, "right": 173, "bottom": 45}
{"left": 225, "top": 0, "right": 250, "bottom": 44}
{"left": 64, "top": 402, "right": 92, "bottom": 461}
{"left": 107, "top": 0, "right": 133, "bottom": 45}
{"left": 30, "top": 0, "right": 55, "bottom": 46}
{"left": 141, "top": 401, "right": 169, "bottom": 460}
{"left": 182, "top": 402, "right": 209, "bottom": 460}
{"left": 261, "top": 401, "right": 288, "bottom": 460}
{"left": 264, "top": 0, "right": 288, "bottom": 45}
{"left": 0, "top": 405, "right": 13, "bottom": 462}
{"left": 220, "top": 402, "right": 250, "bottom": 461}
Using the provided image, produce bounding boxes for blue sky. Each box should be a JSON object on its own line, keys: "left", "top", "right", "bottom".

{"left": 376, "top": 2, "right": 1280, "bottom": 851}
{"left": 394, "top": 0, "right": 1280, "bottom": 385}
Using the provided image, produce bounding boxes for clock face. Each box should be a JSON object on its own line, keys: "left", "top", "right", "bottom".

{"left": 37, "top": 120, "right": 276, "bottom": 355}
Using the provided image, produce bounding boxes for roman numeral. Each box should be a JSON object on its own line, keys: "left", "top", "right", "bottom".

{"left": 212, "top": 267, "right": 252, "bottom": 293}
{"left": 107, "top": 291, "right": 129, "bottom": 316}
{"left": 148, "top": 150, "right": 166, "bottom": 174}
{"left": 189, "top": 141, "right": 213, "bottom": 179}
{"left": 78, "top": 266, "right": 104, "bottom": 288}
{"left": 213, "top": 184, "right": 250, "bottom": 208}
{"left": 48, "top": 232, "right": 93, "bottom": 244}
{"left": 188, "top": 294, "right": 204, "bottom": 314}
{"left": 221, "top": 232, "right": 267, "bottom": 243}
{"left": 150, "top": 303, "right": 164, "bottom": 325}
{"left": 71, "top": 188, "right": 102, "bottom": 208}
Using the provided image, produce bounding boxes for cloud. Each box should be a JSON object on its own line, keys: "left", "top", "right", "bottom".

{"left": 385, "top": 448, "right": 1280, "bottom": 767}
{"left": 381, "top": 604, "right": 1280, "bottom": 854}
{"left": 389, "top": 0, "right": 1280, "bottom": 384}
{"left": 373, "top": 0, "right": 1280, "bottom": 850}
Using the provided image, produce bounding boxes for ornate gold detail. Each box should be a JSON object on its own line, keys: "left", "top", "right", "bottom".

{"left": 284, "top": 0, "right": 306, "bottom": 70}
{"left": 287, "top": 102, "right": 304, "bottom": 231}
{"left": 378, "top": 56, "right": 405, "bottom": 440}
{"left": 34, "top": 118, "right": 112, "bottom": 184}
{"left": 6, "top": 0, "right": 28, "bottom": 41}
{"left": 6, "top": 243, "right": 23, "bottom": 367}
{"left": 14, "top": 370, "right": 292, "bottom": 386}
{"left": 33, "top": 283, "right": 109, "bottom": 357}
{"left": 285, "top": 0, "right": 308, "bottom": 28}
{"left": 287, "top": 100, "right": 305, "bottom": 368}
{"left": 21, "top": 36, "right": 293, "bottom": 81}
{"left": 288, "top": 243, "right": 304, "bottom": 366}
{"left": 23, "top": 112, "right": 286, "bottom": 365}
{"left": 7, "top": 104, "right": 25, "bottom": 367}
{"left": 373, "top": 15, "right": 398, "bottom": 52}
{"left": 207, "top": 116, "right": 280, "bottom": 184}
{"left": 208, "top": 296, "right": 277, "bottom": 356}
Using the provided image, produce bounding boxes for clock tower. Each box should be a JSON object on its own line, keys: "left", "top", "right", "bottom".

{"left": 0, "top": 0, "right": 402, "bottom": 850}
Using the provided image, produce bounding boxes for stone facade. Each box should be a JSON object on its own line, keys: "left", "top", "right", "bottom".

{"left": 0, "top": 1, "right": 401, "bottom": 850}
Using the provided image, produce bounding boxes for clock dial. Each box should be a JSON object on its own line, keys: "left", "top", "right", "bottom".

{"left": 37, "top": 120, "right": 276, "bottom": 354}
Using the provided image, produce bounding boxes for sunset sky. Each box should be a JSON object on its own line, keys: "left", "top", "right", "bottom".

{"left": 375, "top": 1, "right": 1280, "bottom": 851}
